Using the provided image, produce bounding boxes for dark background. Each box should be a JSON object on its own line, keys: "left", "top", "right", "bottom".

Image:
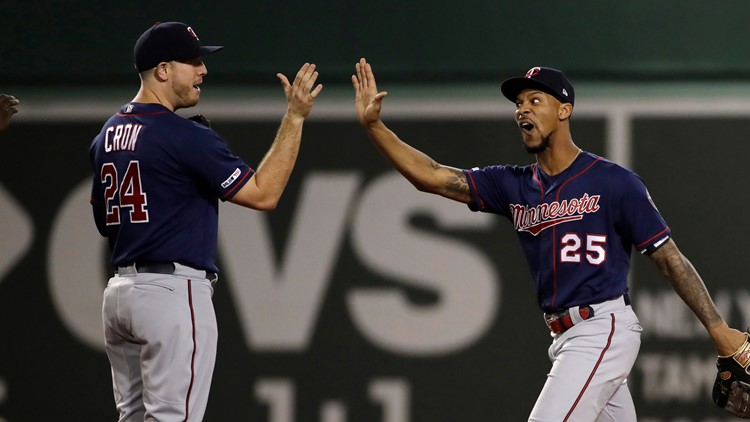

{"left": 2, "top": 2, "right": 750, "bottom": 421}
{"left": 3, "top": 0, "right": 750, "bottom": 86}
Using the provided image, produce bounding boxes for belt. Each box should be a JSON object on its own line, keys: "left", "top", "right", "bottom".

{"left": 133, "top": 262, "right": 218, "bottom": 284}
{"left": 544, "top": 294, "right": 630, "bottom": 335}
{"left": 545, "top": 306, "right": 594, "bottom": 335}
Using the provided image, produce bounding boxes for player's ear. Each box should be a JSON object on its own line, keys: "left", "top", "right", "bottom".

{"left": 558, "top": 103, "right": 573, "bottom": 120}
{"left": 154, "top": 62, "right": 170, "bottom": 82}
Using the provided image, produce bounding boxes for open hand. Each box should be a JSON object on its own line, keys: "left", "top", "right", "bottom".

{"left": 277, "top": 63, "right": 323, "bottom": 120}
{"left": 352, "top": 58, "right": 388, "bottom": 127}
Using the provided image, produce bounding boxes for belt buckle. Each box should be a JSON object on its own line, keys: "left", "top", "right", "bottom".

{"left": 545, "top": 308, "right": 576, "bottom": 335}
{"left": 544, "top": 310, "right": 564, "bottom": 324}
{"left": 544, "top": 311, "right": 564, "bottom": 333}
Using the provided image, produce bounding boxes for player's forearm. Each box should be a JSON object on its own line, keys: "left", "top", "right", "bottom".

{"left": 650, "top": 240, "right": 725, "bottom": 331}
{"left": 365, "top": 120, "right": 445, "bottom": 192}
{"left": 249, "top": 113, "right": 304, "bottom": 209}
{"left": 364, "top": 121, "right": 472, "bottom": 203}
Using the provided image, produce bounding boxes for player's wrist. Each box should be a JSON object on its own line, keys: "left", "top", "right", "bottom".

{"left": 283, "top": 111, "right": 306, "bottom": 124}
{"left": 364, "top": 119, "right": 386, "bottom": 132}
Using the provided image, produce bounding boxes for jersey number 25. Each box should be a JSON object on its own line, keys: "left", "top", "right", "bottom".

{"left": 560, "top": 233, "right": 607, "bottom": 265}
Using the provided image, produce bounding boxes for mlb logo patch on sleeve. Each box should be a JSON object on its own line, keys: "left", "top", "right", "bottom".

{"left": 221, "top": 168, "right": 241, "bottom": 188}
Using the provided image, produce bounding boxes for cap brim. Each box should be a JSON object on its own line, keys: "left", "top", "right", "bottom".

{"left": 197, "top": 45, "right": 224, "bottom": 56}
{"left": 500, "top": 77, "right": 557, "bottom": 103}
{"left": 172, "top": 46, "right": 224, "bottom": 64}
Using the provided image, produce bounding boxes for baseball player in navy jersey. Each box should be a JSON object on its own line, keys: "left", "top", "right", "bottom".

{"left": 352, "top": 58, "right": 746, "bottom": 421}
{"left": 0, "top": 94, "right": 19, "bottom": 134}
{"left": 89, "top": 22, "right": 322, "bottom": 421}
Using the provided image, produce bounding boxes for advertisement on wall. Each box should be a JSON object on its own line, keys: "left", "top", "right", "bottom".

{"left": 1, "top": 108, "right": 747, "bottom": 421}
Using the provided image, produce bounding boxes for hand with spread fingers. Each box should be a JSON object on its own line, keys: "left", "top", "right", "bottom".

{"left": 352, "top": 57, "right": 388, "bottom": 127}
{"left": 0, "top": 94, "right": 19, "bottom": 133}
{"left": 277, "top": 62, "right": 323, "bottom": 121}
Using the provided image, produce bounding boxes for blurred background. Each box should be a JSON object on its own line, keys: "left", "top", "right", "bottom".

{"left": 2, "top": 1, "right": 750, "bottom": 421}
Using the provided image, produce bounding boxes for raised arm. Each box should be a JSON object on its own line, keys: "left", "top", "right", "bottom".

{"left": 648, "top": 238, "right": 745, "bottom": 355}
{"left": 352, "top": 58, "right": 472, "bottom": 205}
{"left": 230, "top": 63, "right": 323, "bottom": 210}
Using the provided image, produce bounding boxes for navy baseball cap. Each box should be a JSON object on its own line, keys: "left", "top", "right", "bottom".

{"left": 134, "top": 22, "right": 223, "bottom": 72}
{"left": 501, "top": 67, "right": 575, "bottom": 105}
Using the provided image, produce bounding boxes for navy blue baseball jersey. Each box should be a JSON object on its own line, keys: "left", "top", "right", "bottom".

{"left": 89, "top": 103, "right": 254, "bottom": 272}
{"left": 464, "top": 151, "right": 670, "bottom": 312}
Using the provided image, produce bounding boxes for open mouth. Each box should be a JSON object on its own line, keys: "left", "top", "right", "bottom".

{"left": 193, "top": 83, "right": 202, "bottom": 92}
{"left": 519, "top": 121, "right": 535, "bottom": 134}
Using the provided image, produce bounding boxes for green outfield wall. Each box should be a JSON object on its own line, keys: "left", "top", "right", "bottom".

{"left": 3, "top": 0, "right": 750, "bottom": 86}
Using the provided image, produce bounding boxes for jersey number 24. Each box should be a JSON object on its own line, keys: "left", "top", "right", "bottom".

{"left": 100, "top": 161, "right": 149, "bottom": 225}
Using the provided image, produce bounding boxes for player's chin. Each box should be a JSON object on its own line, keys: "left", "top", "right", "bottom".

{"left": 520, "top": 131, "right": 538, "bottom": 146}
{"left": 521, "top": 134, "right": 545, "bottom": 154}
{"left": 184, "top": 92, "right": 201, "bottom": 108}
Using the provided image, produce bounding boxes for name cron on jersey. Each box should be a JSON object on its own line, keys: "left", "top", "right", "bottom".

{"left": 510, "top": 193, "right": 601, "bottom": 236}
{"left": 104, "top": 123, "right": 143, "bottom": 153}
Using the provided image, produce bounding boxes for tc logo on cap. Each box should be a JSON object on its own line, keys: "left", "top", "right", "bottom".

{"left": 501, "top": 66, "right": 575, "bottom": 105}
{"left": 525, "top": 67, "right": 541, "bottom": 78}
{"left": 187, "top": 27, "right": 199, "bottom": 41}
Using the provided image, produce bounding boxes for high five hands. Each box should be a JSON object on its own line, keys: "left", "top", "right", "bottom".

{"left": 352, "top": 58, "right": 388, "bottom": 127}
{"left": 277, "top": 63, "right": 323, "bottom": 120}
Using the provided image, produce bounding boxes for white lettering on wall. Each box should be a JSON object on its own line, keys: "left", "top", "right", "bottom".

{"left": 320, "top": 401, "right": 346, "bottom": 422}
{"left": 255, "top": 379, "right": 294, "bottom": 422}
{"left": 219, "top": 172, "right": 361, "bottom": 350}
{"left": 634, "top": 290, "right": 732, "bottom": 339}
{"left": 0, "top": 182, "right": 34, "bottom": 286}
{"left": 636, "top": 353, "right": 715, "bottom": 402}
{"left": 49, "top": 172, "right": 498, "bottom": 356}
{"left": 369, "top": 379, "right": 410, "bottom": 422}
{"left": 255, "top": 378, "right": 410, "bottom": 422}
{"left": 44, "top": 177, "right": 750, "bottom": 359}
{"left": 348, "top": 172, "right": 498, "bottom": 355}
{"left": 48, "top": 180, "right": 108, "bottom": 350}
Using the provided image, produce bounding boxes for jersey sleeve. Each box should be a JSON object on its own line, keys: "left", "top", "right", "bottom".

{"left": 463, "top": 165, "right": 512, "bottom": 217}
{"left": 89, "top": 176, "right": 107, "bottom": 237}
{"left": 617, "top": 172, "right": 671, "bottom": 254}
{"left": 89, "top": 142, "right": 108, "bottom": 237}
{"left": 179, "top": 124, "right": 255, "bottom": 201}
